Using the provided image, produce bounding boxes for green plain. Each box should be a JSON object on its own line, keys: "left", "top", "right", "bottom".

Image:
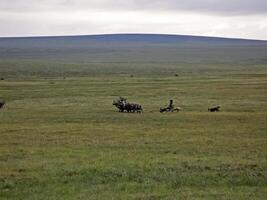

{"left": 0, "top": 38, "right": 267, "bottom": 199}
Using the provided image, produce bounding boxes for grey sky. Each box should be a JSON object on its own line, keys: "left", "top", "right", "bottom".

{"left": 0, "top": 0, "right": 267, "bottom": 39}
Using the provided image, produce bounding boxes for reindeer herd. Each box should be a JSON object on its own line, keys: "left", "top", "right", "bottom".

{"left": 113, "top": 97, "right": 143, "bottom": 113}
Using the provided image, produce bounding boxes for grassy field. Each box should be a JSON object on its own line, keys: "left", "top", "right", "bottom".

{"left": 0, "top": 35, "right": 267, "bottom": 199}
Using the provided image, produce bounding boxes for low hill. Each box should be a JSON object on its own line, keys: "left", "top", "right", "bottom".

{"left": 0, "top": 34, "right": 266, "bottom": 77}
{"left": 1, "top": 33, "right": 267, "bottom": 45}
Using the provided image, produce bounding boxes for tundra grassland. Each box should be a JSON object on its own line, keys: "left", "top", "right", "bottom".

{"left": 0, "top": 63, "right": 267, "bottom": 200}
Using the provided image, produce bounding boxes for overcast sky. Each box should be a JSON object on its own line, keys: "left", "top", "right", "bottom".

{"left": 0, "top": 0, "right": 267, "bottom": 39}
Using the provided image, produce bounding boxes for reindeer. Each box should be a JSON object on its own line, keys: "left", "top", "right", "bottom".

{"left": 113, "top": 97, "right": 126, "bottom": 112}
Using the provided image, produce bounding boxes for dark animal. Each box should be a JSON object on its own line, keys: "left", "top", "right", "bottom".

{"left": 0, "top": 99, "right": 5, "bottom": 109}
{"left": 208, "top": 105, "right": 221, "bottom": 112}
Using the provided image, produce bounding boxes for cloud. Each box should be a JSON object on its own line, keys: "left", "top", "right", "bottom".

{"left": 142, "top": 0, "right": 267, "bottom": 15}
{"left": 1, "top": 0, "right": 267, "bottom": 15}
{"left": 0, "top": 0, "right": 267, "bottom": 39}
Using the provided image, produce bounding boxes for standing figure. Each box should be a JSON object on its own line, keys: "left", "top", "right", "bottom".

{"left": 168, "top": 100, "right": 174, "bottom": 110}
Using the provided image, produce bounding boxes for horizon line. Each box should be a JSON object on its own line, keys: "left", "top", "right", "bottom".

{"left": 0, "top": 33, "right": 267, "bottom": 42}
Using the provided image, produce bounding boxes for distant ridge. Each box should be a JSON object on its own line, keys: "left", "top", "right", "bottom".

{"left": 0, "top": 34, "right": 267, "bottom": 45}
{"left": 0, "top": 33, "right": 267, "bottom": 77}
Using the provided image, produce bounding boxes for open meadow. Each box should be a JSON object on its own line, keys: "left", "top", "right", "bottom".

{"left": 0, "top": 35, "right": 267, "bottom": 199}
